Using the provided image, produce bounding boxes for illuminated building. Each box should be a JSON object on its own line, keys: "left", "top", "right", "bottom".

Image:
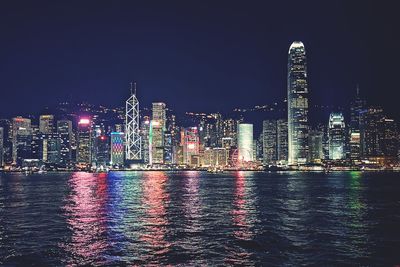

{"left": 77, "top": 118, "right": 91, "bottom": 166}
{"left": 12, "top": 117, "right": 32, "bottom": 164}
{"left": 262, "top": 120, "right": 277, "bottom": 164}
{"left": 308, "top": 130, "right": 324, "bottom": 163}
{"left": 57, "top": 120, "right": 72, "bottom": 165}
{"left": 0, "top": 127, "right": 3, "bottom": 167}
{"left": 46, "top": 133, "right": 61, "bottom": 164}
{"left": 277, "top": 119, "right": 288, "bottom": 163}
{"left": 360, "top": 107, "right": 384, "bottom": 157}
{"left": 349, "top": 86, "right": 366, "bottom": 161}
{"left": 125, "top": 82, "right": 141, "bottom": 161}
{"left": 203, "top": 147, "right": 227, "bottom": 167}
{"left": 182, "top": 127, "right": 200, "bottom": 166}
{"left": 140, "top": 116, "right": 150, "bottom": 164}
{"left": 237, "top": 123, "right": 253, "bottom": 162}
{"left": 378, "top": 118, "right": 398, "bottom": 158}
{"left": 111, "top": 132, "right": 124, "bottom": 166}
{"left": 39, "top": 115, "right": 54, "bottom": 134}
{"left": 164, "top": 131, "right": 173, "bottom": 164}
{"left": 93, "top": 135, "right": 109, "bottom": 168}
{"left": 222, "top": 137, "right": 234, "bottom": 149}
{"left": 287, "top": 41, "right": 309, "bottom": 165}
{"left": 150, "top": 102, "right": 166, "bottom": 164}
{"left": 222, "top": 118, "right": 238, "bottom": 146}
{"left": 328, "top": 112, "right": 346, "bottom": 160}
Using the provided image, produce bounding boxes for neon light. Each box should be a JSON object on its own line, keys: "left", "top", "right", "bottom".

{"left": 78, "top": 118, "right": 90, "bottom": 125}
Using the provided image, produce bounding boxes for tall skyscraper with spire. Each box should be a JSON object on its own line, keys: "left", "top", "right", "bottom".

{"left": 125, "top": 82, "right": 142, "bottom": 161}
{"left": 287, "top": 41, "right": 309, "bottom": 165}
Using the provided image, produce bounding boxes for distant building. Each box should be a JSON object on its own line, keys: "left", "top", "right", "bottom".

{"left": 237, "top": 123, "right": 253, "bottom": 162}
{"left": 111, "top": 132, "right": 124, "bottom": 166}
{"left": 182, "top": 127, "right": 200, "bottom": 166}
{"left": 57, "top": 120, "right": 72, "bottom": 166}
{"left": 328, "top": 112, "right": 346, "bottom": 160}
{"left": 349, "top": 86, "right": 366, "bottom": 161}
{"left": 93, "top": 135, "right": 109, "bottom": 167}
{"left": 309, "top": 130, "right": 324, "bottom": 163}
{"left": 360, "top": 107, "right": 384, "bottom": 158}
{"left": 262, "top": 120, "right": 277, "bottom": 164}
{"left": 12, "top": 117, "right": 32, "bottom": 164}
{"left": 277, "top": 119, "right": 288, "bottom": 163}
{"left": 203, "top": 147, "right": 227, "bottom": 167}
{"left": 140, "top": 116, "right": 150, "bottom": 164}
{"left": 287, "top": 41, "right": 309, "bottom": 165}
{"left": 39, "top": 115, "right": 54, "bottom": 134}
{"left": 77, "top": 118, "right": 92, "bottom": 166}
{"left": 150, "top": 102, "right": 166, "bottom": 164}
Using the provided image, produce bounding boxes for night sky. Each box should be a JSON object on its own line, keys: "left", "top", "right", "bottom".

{"left": 1, "top": 1, "right": 399, "bottom": 119}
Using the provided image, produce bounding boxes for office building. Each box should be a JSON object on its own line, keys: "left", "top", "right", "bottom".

{"left": 287, "top": 41, "right": 309, "bottom": 165}
{"left": 77, "top": 118, "right": 91, "bottom": 166}
{"left": 111, "top": 132, "right": 124, "bottom": 166}
{"left": 237, "top": 123, "right": 253, "bottom": 162}
{"left": 39, "top": 115, "right": 54, "bottom": 134}
{"left": 328, "top": 112, "right": 346, "bottom": 160}
{"left": 12, "top": 117, "right": 32, "bottom": 164}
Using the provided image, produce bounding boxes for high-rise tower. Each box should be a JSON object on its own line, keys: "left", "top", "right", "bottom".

{"left": 125, "top": 82, "right": 141, "bottom": 161}
{"left": 287, "top": 41, "right": 309, "bottom": 165}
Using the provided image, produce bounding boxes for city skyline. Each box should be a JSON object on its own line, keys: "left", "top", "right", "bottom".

{"left": 1, "top": 1, "right": 399, "bottom": 120}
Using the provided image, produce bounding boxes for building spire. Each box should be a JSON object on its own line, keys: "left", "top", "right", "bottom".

{"left": 129, "top": 81, "right": 137, "bottom": 96}
{"left": 130, "top": 81, "right": 133, "bottom": 96}
{"left": 356, "top": 84, "right": 360, "bottom": 97}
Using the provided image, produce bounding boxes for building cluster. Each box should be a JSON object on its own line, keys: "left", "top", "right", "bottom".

{"left": 0, "top": 41, "right": 399, "bottom": 171}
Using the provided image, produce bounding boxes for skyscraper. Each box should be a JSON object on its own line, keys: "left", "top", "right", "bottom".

{"left": 39, "top": 115, "right": 54, "bottom": 134}
{"left": 125, "top": 82, "right": 141, "bottom": 161}
{"left": 328, "top": 112, "right": 346, "bottom": 160}
{"left": 111, "top": 132, "right": 124, "bottom": 166}
{"left": 57, "top": 120, "right": 72, "bottom": 166}
{"left": 349, "top": 86, "right": 366, "bottom": 161}
{"left": 287, "top": 41, "right": 309, "bottom": 165}
{"left": 262, "top": 120, "right": 277, "bottom": 164}
{"left": 308, "top": 130, "right": 324, "bottom": 163}
{"left": 77, "top": 118, "right": 91, "bottom": 166}
{"left": 182, "top": 127, "right": 200, "bottom": 165}
{"left": 237, "top": 123, "right": 253, "bottom": 162}
{"left": 277, "top": 119, "right": 288, "bottom": 163}
{"left": 140, "top": 116, "right": 150, "bottom": 164}
{"left": 150, "top": 102, "right": 166, "bottom": 164}
{"left": 12, "top": 117, "right": 32, "bottom": 164}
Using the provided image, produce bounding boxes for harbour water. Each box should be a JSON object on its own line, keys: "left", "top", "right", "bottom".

{"left": 1, "top": 171, "right": 400, "bottom": 266}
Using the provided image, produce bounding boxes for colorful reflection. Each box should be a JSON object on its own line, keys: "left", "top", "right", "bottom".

{"left": 183, "top": 171, "right": 202, "bottom": 233}
{"left": 139, "top": 171, "right": 171, "bottom": 262}
{"left": 231, "top": 171, "right": 256, "bottom": 240}
{"left": 62, "top": 172, "right": 109, "bottom": 266}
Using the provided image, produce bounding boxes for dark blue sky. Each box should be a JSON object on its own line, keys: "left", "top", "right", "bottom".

{"left": 0, "top": 1, "right": 399, "bottom": 118}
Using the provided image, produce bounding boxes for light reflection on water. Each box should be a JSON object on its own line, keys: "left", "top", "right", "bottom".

{"left": 1, "top": 171, "right": 400, "bottom": 266}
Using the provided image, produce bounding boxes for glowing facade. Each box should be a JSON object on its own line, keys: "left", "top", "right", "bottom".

{"left": 77, "top": 118, "right": 91, "bottom": 166}
{"left": 150, "top": 102, "right": 166, "bottom": 164}
{"left": 182, "top": 127, "right": 200, "bottom": 165}
{"left": 12, "top": 117, "right": 32, "bottom": 164}
{"left": 328, "top": 112, "right": 346, "bottom": 160}
{"left": 111, "top": 132, "right": 124, "bottom": 166}
{"left": 125, "top": 82, "right": 141, "bottom": 161}
{"left": 287, "top": 41, "right": 309, "bottom": 165}
{"left": 39, "top": 115, "right": 54, "bottom": 134}
{"left": 237, "top": 123, "right": 253, "bottom": 162}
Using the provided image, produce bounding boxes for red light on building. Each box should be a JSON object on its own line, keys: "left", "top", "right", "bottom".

{"left": 78, "top": 118, "right": 90, "bottom": 125}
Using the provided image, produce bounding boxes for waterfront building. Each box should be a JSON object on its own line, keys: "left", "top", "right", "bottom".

{"left": 203, "top": 147, "right": 228, "bottom": 167}
{"left": 287, "top": 41, "right": 309, "bottom": 165}
{"left": 182, "top": 127, "right": 200, "bottom": 166}
{"left": 12, "top": 117, "right": 32, "bottom": 164}
{"left": 262, "top": 120, "right": 277, "bottom": 164}
{"left": 57, "top": 120, "right": 72, "bottom": 166}
{"left": 46, "top": 133, "right": 61, "bottom": 164}
{"left": 349, "top": 86, "right": 366, "bottom": 161}
{"left": 150, "top": 102, "right": 166, "bottom": 164}
{"left": 39, "top": 115, "right": 54, "bottom": 134}
{"left": 93, "top": 135, "right": 109, "bottom": 168}
{"left": 378, "top": 117, "right": 398, "bottom": 158}
{"left": 277, "top": 119, "right": 288, "bottom": 163}
{"left": 77, "top": 118, "right": 92, "bottom": 166}
{"left": 125, "top": 82, "right": 141, "bottom": 161}
{"left": 111, "top": 132, "right": 124, "bottom": 166}
{"left": 328, "top": 112, "right": 346, "bottom": 160}
{"left": 237, "top": 123, "right": 253, "bottom": 162}
{"left": 308, "top": 130, "right": 324, "bottom": 163}
{"left": 360, "top": 107, "right": 384, "bottom": 158}
{"left": 140, "top": 116, "right": 150, "bottom": 164}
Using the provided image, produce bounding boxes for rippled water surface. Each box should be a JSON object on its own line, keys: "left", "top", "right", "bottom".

{"left": 1, "top": 171, "right": 400, "bottom": 266}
